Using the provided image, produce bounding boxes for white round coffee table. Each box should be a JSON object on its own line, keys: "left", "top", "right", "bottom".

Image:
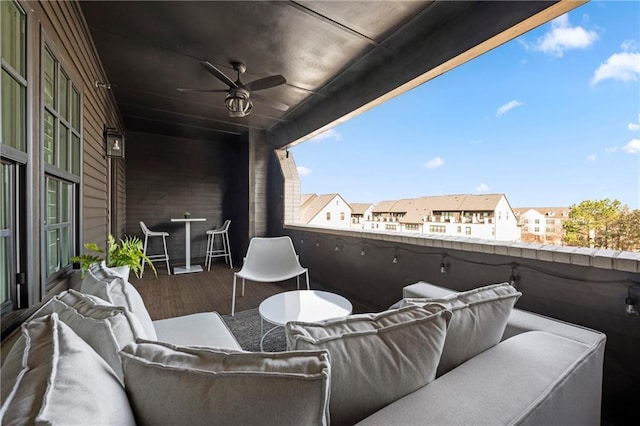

{"left": 258, "top": 290, "right": 353, "bottom": 351}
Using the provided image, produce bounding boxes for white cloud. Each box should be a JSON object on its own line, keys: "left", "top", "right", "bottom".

{"left": 623, "top": 139, "right": 640, "bottom": 154}
{"left": 423, "top": 157, "right": 444, "bottom": 169}
{"left": 475, "top": 183, "right": 490, "bottom": 193}
{"left": 309, "top": 128, "right": 342, "bottom": 143}
{"left": 591, "top": 51, "right": 640, "bottom": 85}
{"left": 604, "top": 147, "right": 618, "bottom": 153}
{"left": 531, "top": 14, "right": 598, "bottom": 57}
{"left": 586, "top": 154, "right": 597, "bottom": 162}
{"left": 496, "top": 100, "right": 524, "bottom": 118}
{"left": 296, "top": 166, "right": 312, "bottom": 176}
{"left": 628, "top": 114, "right": 640, "bottom": 131}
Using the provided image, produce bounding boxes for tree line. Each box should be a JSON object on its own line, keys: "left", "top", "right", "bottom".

{"left": 563, "top": 199, "right": 640, "bottom": 251}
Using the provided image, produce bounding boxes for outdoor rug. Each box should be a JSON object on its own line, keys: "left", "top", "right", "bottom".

{"left": 222, "top": 308, "right": 287, "bottom": 352}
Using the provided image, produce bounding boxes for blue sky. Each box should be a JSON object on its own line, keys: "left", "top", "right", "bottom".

{"left": 291, "top": 1, "right": 640, "bottom": 209}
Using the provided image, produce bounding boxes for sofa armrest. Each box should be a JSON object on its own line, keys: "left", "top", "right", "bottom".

{"left": 153, "top": 312, "right": 242, "bottom": 351}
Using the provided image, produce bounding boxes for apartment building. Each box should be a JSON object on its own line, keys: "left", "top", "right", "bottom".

{"left": 513, "top": 207, "right": 569, "bottom": 245}
{"left": 300, "top": 194, "right": 352, "bottom": 228}
{"left": 366, "top": 194, "right": 521, "bottom": 241}
{"left": 349, "top": 203, "right": 374, "bottom": 229}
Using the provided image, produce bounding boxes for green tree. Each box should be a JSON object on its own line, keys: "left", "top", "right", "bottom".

{"left": 563, "top": 199, "right": 623, "bottom": 249}
{"left": 610, "top": 208, "right": 640, "bottom": 251}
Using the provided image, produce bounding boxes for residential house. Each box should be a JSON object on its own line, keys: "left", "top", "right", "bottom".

{"left": 368, "top": 194, "right": 521, "bottom": 241}
{"left": 514, "top": 207, "right": 570, "bottom": 245}
{"left": 0, "top": 1, "right": 635, "bottom": 422}
{"left": 349, "top": 203, "right": 374, "bottom": 229}
{"left": 300, "top": 194, "right": 352, "bottom": 228}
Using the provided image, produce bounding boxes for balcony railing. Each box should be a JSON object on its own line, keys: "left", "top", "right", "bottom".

{"left": 283, "top": 223, "right": 639, "bottom": 423}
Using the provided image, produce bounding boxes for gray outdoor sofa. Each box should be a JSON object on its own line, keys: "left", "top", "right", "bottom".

{"left": 1, "top": 263, "right": 605, "bottom": 425}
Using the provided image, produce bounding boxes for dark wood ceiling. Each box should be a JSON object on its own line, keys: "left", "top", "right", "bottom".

{"left": 80, "top": 1, "right": 580, "bottom": 148}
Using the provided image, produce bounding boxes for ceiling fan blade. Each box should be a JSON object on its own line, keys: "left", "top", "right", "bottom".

{"left": 244, "top": 74, "right": 286, "bottom": 91}
{"left": 177, "top": 88, "right": 229, "bottom": 93}
{"left": 199, "top": 61, "right": 237, "bottom": 88}
{"left": 252, "top": 92, "right": 290, "bottom": 111}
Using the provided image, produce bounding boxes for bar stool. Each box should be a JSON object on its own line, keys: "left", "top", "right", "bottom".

{"left": 139, "top": 221, "right": 171, "bottom": 277}
{"left": 205, "top": 219, "right": 233, "bottom": 270}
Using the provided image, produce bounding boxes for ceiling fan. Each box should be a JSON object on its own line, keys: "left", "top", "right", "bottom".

{"left": 178, "top": 61, "right": 288, "bottom": 117}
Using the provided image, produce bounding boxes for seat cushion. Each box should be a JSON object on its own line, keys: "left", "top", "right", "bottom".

{"left": 50, "top": 289, "right": 147, "bottom": 382}
{"left": 153, "top": 312, "right": 242, "bottom": 350}
{"left": 0, "top": 314, "right": 135, "bottom": 425}
{"left": 81, "top": 262, "right": 157, "bottom": 340}
{"left": 120, "top": 340, "right": 331, "bottom": 426}
{"left": 286, "top": 304, "right": 451, "bottom": 425}
{"left": 357, "top": 331, "right": 605, "bottom": 426}
{"left": 401, "top": 282, "right": 521, "bottom": 376}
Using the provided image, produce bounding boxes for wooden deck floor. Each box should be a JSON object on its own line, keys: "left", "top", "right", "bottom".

{"left": 129, "top": 261, "right": 370, "bottom": 320}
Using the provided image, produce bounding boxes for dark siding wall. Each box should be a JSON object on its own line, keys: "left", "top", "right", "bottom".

{"left": 125, "top": 132, "right": 248, "bottom": 266}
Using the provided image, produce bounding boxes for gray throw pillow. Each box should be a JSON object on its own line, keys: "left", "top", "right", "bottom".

{"left": 401, "top": 282, "right": 521, "bottom": 376}
{"left": 81, "top": 262, "right": 157, "bottom": 340}
{"left": 120, "top": 340, "right": 331, "bottom": 426}
{"left": 286, "top": 304, "right": 451, "bottom": 425}
{"left": 0, "top": 314, "right": 135, "bottom": 425}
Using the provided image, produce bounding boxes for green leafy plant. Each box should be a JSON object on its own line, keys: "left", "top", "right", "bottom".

{"left": 72, "top": 235, "right": 156, "bottom": 278}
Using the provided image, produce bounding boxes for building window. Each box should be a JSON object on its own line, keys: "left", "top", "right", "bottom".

{"left": 534, "top": 219, "right": 540, "bottom": 224}
{"left": 457, "top": 225, "right": 461, "bottom": 233}
{"left": 524, "top": 226, "right": 529, "bottom": 232}
{"left": 326, "top": 212, "right": 331, "bottom": 221}
{"left": 465, "top": 227, "right": 471, "bottom": 235}
{"left": 524, "top": 219, "right": 529, "bottom": 224}
{"left": 429, "top": 225, "right": 446, "bottom": 233}
{"left": 1, "top": 0, "right": 27, "bottom": 314}
{"left": 534, "top": 227, "right": 540, "bottom": 233}
{"left": 42, "top": 45, "right": 81, "bottom": 283}
{"left": 340, "top": 212, "right": 345, "bottom": 220}
{"left": 385, "top": 224, "right": 397, "bottom": 231}
{"left": 405, "top": 224, "right": 420, "bottom": 231}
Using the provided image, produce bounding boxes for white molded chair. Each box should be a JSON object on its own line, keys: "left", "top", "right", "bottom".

{"left": 232, "top": 236, "right": 309, "bottom": 316}
{"left": 205, "top": 220, "right": 232, "bottom": 270}
{"left": 139, "top": 221, "right": 171, "bottom": 277}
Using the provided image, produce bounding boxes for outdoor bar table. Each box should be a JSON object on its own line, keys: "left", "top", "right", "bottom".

{"left": 171, "top": 217, "right": 206, "bottom": 274}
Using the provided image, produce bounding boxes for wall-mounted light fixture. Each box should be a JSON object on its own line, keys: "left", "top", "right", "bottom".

{"left": 104, "top": 125, "right": 125, "bottom": 159}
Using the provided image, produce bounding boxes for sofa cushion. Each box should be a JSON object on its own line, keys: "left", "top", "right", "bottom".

{"left": 286, "top": 304, "right": 451, "bottom": 425}
{"left": 401, "top": 282, "right": 521, "bottom": 376}
{"left": 81, "top": 262, "right": 157, "bottom": 340}
{"left": 51, "top": 289, "right": 147, "bottom": 382}
{"left": 120, "top": 340, "right": 331, "bottom": 426}
{"left": 153, "top": 311, "right": 242, "bottom": 350}
{"left": 357, "top": 331, "right": 605, "bottom": 426}
{"left": 0, "top": 314, "right": 135, "bottom": 425}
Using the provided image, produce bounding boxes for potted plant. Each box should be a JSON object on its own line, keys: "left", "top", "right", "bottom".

{"left": 72, "top": 234, "right": 156, "bottom": 279}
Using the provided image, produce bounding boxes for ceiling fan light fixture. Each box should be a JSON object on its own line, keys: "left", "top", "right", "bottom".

{"left": 225, "top": 89, "right": 253, "bottom": 117}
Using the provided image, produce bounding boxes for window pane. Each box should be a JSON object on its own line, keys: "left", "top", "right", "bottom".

{"left": 43, "top": 49, "right": 56, "bottom": 109}
{"left": 47, "top": 229, "right": 59, "bottom": 275}
{"left": 0, "top": 163, "right": 8, "bottom": 229}
{"left": 47, "top": 178, "right": 58, "bottom": 224}
{"left": 44, "top": 111, "right": 56, "bottom": 165}
{"left": 60, "top": 182, "right": 70, "bottom": 222}
{"left": 59, "top": 71, "right": 69, "bottom": 120}
{"left": 59, "top": 125, "right": 68, "bottom": 171}
{"left": 71, "top": 134, "right": 80, "bottom": 176}
{"left": 60, "top": 226, "right": 70, "bottom": 268}
{"left": 0, "top": 237, "right": 8, "bottom": 304}
{"left": 1, "top": 0, "right": 26, "bottom": 76}
{"left": 71, "top": 87, "right": 80, "bottom": 130}
{"left": 1, "top": 70, "right": 26, "bottom": 151}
